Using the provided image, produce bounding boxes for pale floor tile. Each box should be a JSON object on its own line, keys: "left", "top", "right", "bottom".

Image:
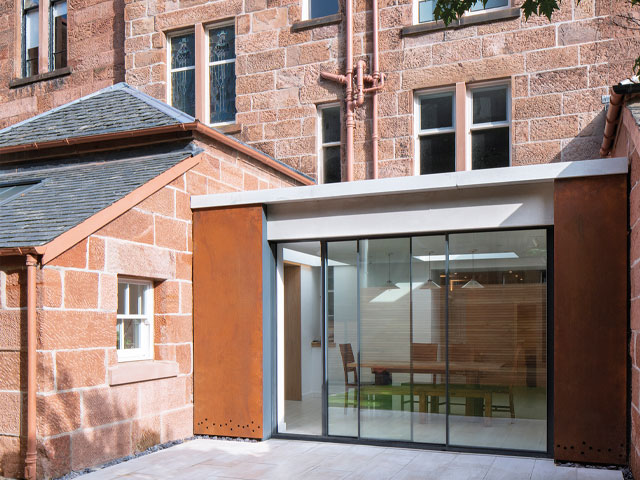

{"left": 532, "top": 459, "right": 577, "bottom": 480}
{"left": 576, "top": 468, "right": 624, "bottom": 479}
{"left": 75, "top": 438, "right": 626, "bottom": 480}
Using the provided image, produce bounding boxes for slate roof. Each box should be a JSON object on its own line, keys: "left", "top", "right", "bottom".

{"left": 0, "top": 142, "right": 201, "bottom": 248}
{"left": 0, "top": 83, "right": 194, "bottom": 148}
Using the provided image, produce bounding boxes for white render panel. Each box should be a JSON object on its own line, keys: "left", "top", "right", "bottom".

{"left": 191, "top": 157, "right": 627, "bottom": 210}
{"left": 266, "top": 183, "right": 554, "bottom": 241}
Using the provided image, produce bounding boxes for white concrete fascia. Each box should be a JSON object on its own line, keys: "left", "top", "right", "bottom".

{"left": 191, "top": 157, "right": 628, "bottom": 210}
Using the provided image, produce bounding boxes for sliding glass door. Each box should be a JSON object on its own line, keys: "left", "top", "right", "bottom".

{"left": 277, "top": 228, "right": 549, "bottom": 453}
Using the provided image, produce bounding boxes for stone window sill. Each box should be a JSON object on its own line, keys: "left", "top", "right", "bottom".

{"left": 291, "top": 13, "right": 342, "bottom": 32}
{"left": 212, "top": 122, "right": 242, "bottom": 135}
{"left": 401, "top": 7, "right": 521, "bottom": 36}
{"left": 9, "top": 66, "right": 72, "bottom": 89}
{"left": 109, "top": 360, "right": 179, "bottom": 386}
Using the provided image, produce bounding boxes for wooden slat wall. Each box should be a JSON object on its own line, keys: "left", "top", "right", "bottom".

{"left": 284, "top": 264, "right": 302, "bottom": 401}
{"left": 193, "top": 206, "right": 265, "bottom": 439}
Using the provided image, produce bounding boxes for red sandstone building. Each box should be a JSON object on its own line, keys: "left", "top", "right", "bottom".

{"left": 0, "top": 0, "right": 640, "bottom": 479}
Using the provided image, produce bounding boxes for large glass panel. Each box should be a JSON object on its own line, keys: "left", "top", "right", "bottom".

{"left": 420, "top": 133, "right": 455, "bottom": 174}
{"left": 469, "top": 0, "right": 509, "bottom": 12}
{"left": 327, "top": 241, "right": 359, "bottom": 437}
{"left": 209, "top": 26, "right": 235, "bottom": 62}
{"left": 170, "top": 34, "right": 195, "bottom": 69}
{"left": 209, "top": 62, "right": 236, "bottom": 124}
{"left": 359, "top": 238, "right": 411, "bottom": 441}
{"left": 471, "top": 127, "right": 509, "bottom": 170}
{"left": 172, "top": 69, "right": 195, "bottom": 117}
{"left": 322, "top": 106, "right": 341, "bottom": 143}
{"left": 447, "top": 230, "right": 547, "bottom": 451}
{"left": 418, "top": 0, "right": 436, "bottom": 22}
{"left": 278, "top": 242, "right": 323, "bottom": 435}
{"left": 420, "top": 93, "right": 453, "bottom": 131}
{"left": 411, "top": 236, "right": 447, "bottom": 444}
{"left": 51, "top": 1, "right": 67, "bottom": 69}
{"left": 472, "top": 86, "right": 508, "bottom": 124}
{"left": 323, "top": 146, "right": 341, "bottom": 184}
{"left": 24, "top": 9, "right": 39, "bottom": 77}
{"left": 310, "top": 0, "right": 339, "bottom": 19}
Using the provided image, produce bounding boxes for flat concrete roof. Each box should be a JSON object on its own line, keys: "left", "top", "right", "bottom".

{"left": 192, "top": 157, "right": 628, "bottom": 209}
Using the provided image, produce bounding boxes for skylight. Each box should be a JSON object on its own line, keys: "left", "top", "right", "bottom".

{"left": 0, "top": 182, "right": 38, "bottom": 205}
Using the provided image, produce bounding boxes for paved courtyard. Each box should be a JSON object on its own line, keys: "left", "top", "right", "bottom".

{"left": 80, "top": 438, "right": 623, "bottom": 480}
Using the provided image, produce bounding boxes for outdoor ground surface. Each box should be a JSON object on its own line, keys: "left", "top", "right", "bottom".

{"left": 74, "top": 438, "right": 624, "bottom": 479}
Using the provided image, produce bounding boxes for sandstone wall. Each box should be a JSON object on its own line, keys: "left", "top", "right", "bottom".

{"left": 0, "top": 145, "right": 298, "bottom": 479}
{"left": 123, "top": 0, "right": 640, "bottom": 180}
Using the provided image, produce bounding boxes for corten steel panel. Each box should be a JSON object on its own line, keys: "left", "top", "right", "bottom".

{"left": 554, "top": 174, "right": 627, "bottom": 465}
{"left": 193, "top": 206, "right": 265, "bottom": 439}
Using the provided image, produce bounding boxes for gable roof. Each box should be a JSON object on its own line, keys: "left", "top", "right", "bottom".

{"left": 0, "top": 83, "right": 314, "bottom": 186}
{"left": 0, "top": 142, "right": 201, "bottom": 249}
{"left": 0, "top": 83, "right": 194, "bottom": 148}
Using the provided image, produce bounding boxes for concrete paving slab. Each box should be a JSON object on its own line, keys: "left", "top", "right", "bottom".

{"left": 74, "top": 438, "right": 625, "bottom": 480}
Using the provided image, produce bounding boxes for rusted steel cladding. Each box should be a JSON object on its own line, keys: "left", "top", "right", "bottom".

{"left": 553, "top": 174, "right": 627, "bottom": 464}
{"left": 193, "top": 206, "right": 265, "bottom": 439}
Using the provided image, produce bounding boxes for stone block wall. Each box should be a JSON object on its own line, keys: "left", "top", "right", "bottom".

{"left": 122, "top": 0, "right": 640, "bottom": 181}
{"left": 0, "top": 0, "right": 126, "bottom": 128}
{"left": 0, "top": 146, "right": 298, "bottom": 479}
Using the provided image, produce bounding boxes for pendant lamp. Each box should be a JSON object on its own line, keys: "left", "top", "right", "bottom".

{"left": 462, "top": 249, "right": 484, "bottom": 289}
{"left": 384, "top": 253, "right": 400, "bottom": 289}
{"left": 420, "top": 251, "right": 441, "bottom": 289}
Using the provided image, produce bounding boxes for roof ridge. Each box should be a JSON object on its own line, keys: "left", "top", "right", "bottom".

{"left": 120, "top": 84, "right": 195, "bottom": 123}
{"left": 0, "top": 146, "right": 202, "bottom": 178}
{"left": 0, "top": 83, "right": 129, "bottom": 136}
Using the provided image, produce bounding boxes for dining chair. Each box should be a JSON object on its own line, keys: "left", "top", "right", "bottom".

{"left": 339, "top": 343, "right": 358, "bottom": 411}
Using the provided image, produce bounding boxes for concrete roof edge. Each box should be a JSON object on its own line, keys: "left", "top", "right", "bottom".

{"left": 191, "top": 157, "right": 629, "bottom": 210}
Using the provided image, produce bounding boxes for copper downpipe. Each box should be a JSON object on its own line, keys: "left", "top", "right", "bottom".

{"left": 600, "top": 90, "right": 624, "bottom": 157}
{"left": 371, "top": 0, "right": 380, "bottom": 179}
{"left": 321, "top": 0, "right": 383, "bottom": 181}
{"left": 345, "top": 0, "right": 355, "bottom": 181}
{"left": 24, "top": 254, "right": 37, "bottom": 480}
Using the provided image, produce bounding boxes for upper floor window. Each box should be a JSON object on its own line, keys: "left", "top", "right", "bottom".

{"left": 416, "top": 0, "right": 508, "bottom": 23}
{"left": 168, "top": 31, "right": 196, "bottom": 117}
{"left": 414, "top": 82, "right": 510, "bottom": 175}
{"left": 318, "top": 104, "right": 341, "bottom": 183}
{"left": 416, "top": 91, "right": 456, "bottom": 175}
{"left": 303, "top": 0, "right": 339, "bottom": 20}
{"left": 50, "top": 0, "right": 67, "bottom": 70}
{"left": 208, "top": 25, "right": 236, "bottom": 124}
{"left": 469, "top": 84, "right": 510, "bottom": 170}
{"left": 117, "top": 279, "right": 154, "bottom": 362}
{"left": 22, "top": 0, "right": 39, "bottom": 77}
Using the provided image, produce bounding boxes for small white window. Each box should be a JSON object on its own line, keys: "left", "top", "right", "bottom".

{"left": 467, "top": 84, "right": 510, "bottom": 170}
{"left": 167, "top": 31, "right": 196, "bottom": 117}
{"left": 414, "top": 90, "right": 456, "bottom": 175}
{"left": 116, "top": 279, "right": 154, "bottom": 362}
{"left": 302, "top": 0, "right": 339, "bottom": 20}
{"left": 414, "top": 0, "right": 509, "bottom": 23}
{"left": 318, "top": 104, "right": 341, "bottom": 184}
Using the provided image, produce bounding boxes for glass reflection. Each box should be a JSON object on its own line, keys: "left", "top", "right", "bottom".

{"left": 448, "top": 230, "right": 547, "bottom": 451}
{"left": 327, "top": 241, "right": 359, "bottom": 437}
{"left": 278, "top": 242, "right": 323, "bottom": 436}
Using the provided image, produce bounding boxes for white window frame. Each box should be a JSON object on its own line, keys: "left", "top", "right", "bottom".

{"left": 413, "top": 87, "right": 456, "bottom": 176}
{"left": 413, "top": 0, "right": 510, "bottom": 24}
{"left": 166, "top": 29, "right": 195, "bottom": 115}
{"left": 465, "top": 80, "right": 511, "bottom": 171}
{"left": 317, "top": 103, "right": 341, "bottom": 184}
{"left": 116, "top": 278, "right": 154, "bottom": 362}
{"left": 205, "top": 21, "right": 236, "bottom": 127}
